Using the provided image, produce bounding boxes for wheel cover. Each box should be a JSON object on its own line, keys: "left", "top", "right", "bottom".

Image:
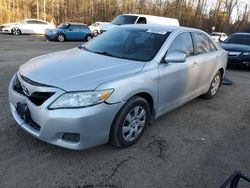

{"left": 211, "top": 75, "right": 220, "bottom": 95}
{"left": 58, "top": 35, "right": 64, "bottom": 41}
{"left": 12, "top": 28, "right": 20, "bottom": 35}
{"left": 122, "top": 106, "right": 146, "bottom": 142}
{"left": 87, "top": 36, "right": 92, "bottom": 41}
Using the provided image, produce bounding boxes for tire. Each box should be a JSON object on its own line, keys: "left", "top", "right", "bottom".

{"left": 93, "top": 30, "right": 99, "bottom": 37}
{"left": 11, "top": 27, "right": 21, "bottom": 35}
{"left": 110, "top": 96, "right": 150, "bottom": 148}
{"left": 202, "top": 71, "right": 222, "bottom": 99}
{"left": 56, "top": 34, "right": 65, "bottom": 42}
{"left": 85, "top": 34, "right": 93, "bottom": 42}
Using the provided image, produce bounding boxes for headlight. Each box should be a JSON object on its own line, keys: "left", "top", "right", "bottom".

{"left": 242, "top": 52, "right": 250, "bottom": 56}
{"left": 49, "top": 89, "right": 113, "bottom": 109}
{"left": 3, "top": 26, "right": 11, "bottom": 30}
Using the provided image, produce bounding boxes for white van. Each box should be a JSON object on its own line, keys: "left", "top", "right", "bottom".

{"left": 100, "top": 14, "right": 179, "bottom": 33}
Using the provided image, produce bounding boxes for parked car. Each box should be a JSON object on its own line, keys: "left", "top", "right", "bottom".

{"left": 9, "top": 25, "right": 227, "bottom": 150}
{"left": 89, "top": 22, "right": 110, "bottom": 36}
{"left": 100, "top": 14, "right": 179, "bottom": 33}
{"left": 44, "top": 22, "right": 93, "bottom": 42}
{"left": 210, "top": 32, "right": 228, "bottom": 43}
{"left": 0, "top": 19, "right": 55, "bottom": 35}
{"left": 220, "top": 32, "right": 250, "bottom": 67}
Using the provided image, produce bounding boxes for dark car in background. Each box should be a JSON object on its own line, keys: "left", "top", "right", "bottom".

{"left": 220, "top": 33, "right": 250, "bottom": 67}
{"left": 45, "top": 22, "right": 93, "bottom": 42}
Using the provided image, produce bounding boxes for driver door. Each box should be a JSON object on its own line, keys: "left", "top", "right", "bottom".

{"left": 21, "top": 20, "right": 36, "bottom": 34}
{"left": 157, "top": 32, "right": 199, "bottom": 115}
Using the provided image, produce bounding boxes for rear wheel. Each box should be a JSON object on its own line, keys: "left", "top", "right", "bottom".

{"left": 110, "top": 96, "right": 150, "bottom": 148}
{"left": 203, "top": 71, "right": 222, "bottom": 99}
{"left": 11, "top": 27, "right": 21, "bottom": 35}
{"left": 56, "top": 34, "right": 65, "bottom": 42}
{"left": 85, "top": 34, "right": 93, "bottom": 42}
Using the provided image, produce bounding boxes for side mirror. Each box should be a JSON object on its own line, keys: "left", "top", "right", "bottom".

{"left": 164, "top": 52, "right": 186, "bottom": 63}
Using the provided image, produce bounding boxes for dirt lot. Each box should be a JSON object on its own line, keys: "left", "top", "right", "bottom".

{"left": 0, "top": 34, "right": 250, "bottom": 188}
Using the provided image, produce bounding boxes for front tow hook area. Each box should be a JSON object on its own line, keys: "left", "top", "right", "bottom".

{"left": 16, "top": 102, "right": 30, "bottom": 123}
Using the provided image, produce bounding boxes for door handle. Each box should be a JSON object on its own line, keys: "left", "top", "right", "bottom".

{"left": 192, "top": 62, "right": 198, "bottom": 67}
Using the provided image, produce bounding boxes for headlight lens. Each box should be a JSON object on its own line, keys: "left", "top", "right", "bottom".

{"left": 49, "top": 89, "right": 113, "bottom": 109}
{"left": 3, "top": 26, "right": 11, "bottom": 30}
{"left": 242, "top": 52, "right": 250, "bottom": 56}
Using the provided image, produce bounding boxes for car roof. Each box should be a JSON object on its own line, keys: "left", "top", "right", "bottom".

{"left": 121, "top": 13, "right": 177, "bottom": 19}
{"left": 24, "top": 19, "right": 48, "bottom": 23}
{"left": 231, "top": 32, "right": 250, "bottom": 36}
{"left": 95, "top": 22, "right": 109, "bottom": 24}
{"left": 120, "top": 24, "right": 201, "bottom": 33}
{"left": 64, "top": 22, "right": 87, "bottom": 26}
{"left": 211, "top": 32, "right": 226, "bottom": 34}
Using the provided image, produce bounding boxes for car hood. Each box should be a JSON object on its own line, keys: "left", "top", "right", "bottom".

{"left": 1, "top": 22, "right": 18, "bottom": 27}
{"left": 220, "top": 43, "right": 250, "bottom": 52}
{"left": 19, "top": 48, "right": 145, "bottom": 91}
{"left": 45, "top": 28, "right": 61, "bottom": 33}
{"left": 100, "top": 23, "right": 118, "bottom": 31}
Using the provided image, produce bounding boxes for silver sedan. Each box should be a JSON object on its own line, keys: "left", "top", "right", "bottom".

{"left": 9, "top": 25, "right": 227, "bottom": 150}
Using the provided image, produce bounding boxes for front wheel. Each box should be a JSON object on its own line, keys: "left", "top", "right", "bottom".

{"left": 56, "top": 34, "right": 65, "bottom": 42}
{"left": 203, "top": 71, "right": 222, "bottom": 99}
{"left": 11, "top": 27, "right": 21, "bottom": 35}
{"left": 110, "top": 96, "right": 150, "bottom": 148}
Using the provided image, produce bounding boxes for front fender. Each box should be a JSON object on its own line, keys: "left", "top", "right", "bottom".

{"left": 96, "top": 65, "right": 159, "bottom": 109}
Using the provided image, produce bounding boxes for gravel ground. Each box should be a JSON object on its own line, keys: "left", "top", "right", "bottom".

{"left": 0, "top": 34, "right": 250, "bottom": 188}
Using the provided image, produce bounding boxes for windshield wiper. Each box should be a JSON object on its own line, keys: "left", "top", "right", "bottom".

{"left": 94, "top": 51, "right": 116, "bottom": 57}
{"left": 79, "top": 45, "right": 92, "bottom": 52}
{"left": 79, "top": 47, "right": 116, "bottom": 58}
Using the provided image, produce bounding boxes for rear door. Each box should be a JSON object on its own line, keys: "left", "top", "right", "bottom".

{"left": 79, "top": 25, "right": 91, "bottom": 39}
{"left": 191, "top": 32, "right": 219, "bottom": 94}
{"left": 157, "top": 32, "right": 198, "bottom": 114}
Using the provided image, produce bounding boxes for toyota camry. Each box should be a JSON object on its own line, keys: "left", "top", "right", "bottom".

{"left": 9, "top": 25, "right": 227, "bottom": 150}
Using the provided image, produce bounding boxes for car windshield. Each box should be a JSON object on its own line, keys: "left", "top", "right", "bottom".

{"left": 111, "top": 15, "right": 138, "bottom": 25}
{"left": 81, "top": 27, "right": 170, "bottom": 62}
{"left": 58, "top": 23, "right": 69, "bottom": 29}
{"left": 223, "top": 34, "right": 250, "bottom": 45}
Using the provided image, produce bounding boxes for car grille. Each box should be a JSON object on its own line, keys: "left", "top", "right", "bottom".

{"left": 228, "top": 51, "right": 241, "bottom": 56}
{"left": 13, "top": 75, "right": 55, "bottom": 106}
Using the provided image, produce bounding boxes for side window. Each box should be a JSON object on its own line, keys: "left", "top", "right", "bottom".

{"left": 26, "top": 20, "right": 33, "bottom": 24}
{"left": 136, "top": 17, "right": 147, "bottom": 24}
{"left": 167, "top": 32, "right": 194, "bottom": 57}
{"left": 80, "top": 25, "right": 88, "bottom": 30}
{"left": 35, "top": 21, "right": 47, "bottom": 25}
{"left": 208, "top": 37, "right": 217, "bottom": 52}
{"left": 193, "top": 32, "right": 212, "bottom": 55}
{"left": 69, "top": 25, "right": 79, "bottom": 30}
